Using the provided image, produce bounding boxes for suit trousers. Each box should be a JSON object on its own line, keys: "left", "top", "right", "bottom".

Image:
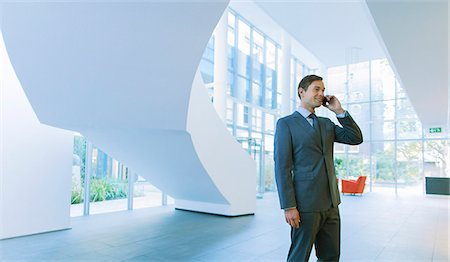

{"left": 287, "top": 206, "right": 340, "bottom": 262}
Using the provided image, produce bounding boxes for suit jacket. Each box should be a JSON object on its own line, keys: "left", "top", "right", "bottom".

{"left": 274, "top": 111, "right": 363, "bottom": 212}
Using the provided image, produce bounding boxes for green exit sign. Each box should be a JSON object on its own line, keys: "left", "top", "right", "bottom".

{"left": 429, "top": 127, "right": 442, "bottom": 134}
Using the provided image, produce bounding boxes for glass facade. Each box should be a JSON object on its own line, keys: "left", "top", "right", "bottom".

{"left": 327, "top": 59, "right": 449, "bottom": 194}
{"left": 198, "top": 9, "right": 449, "bottom": 197}
{"left": 71, "top": 134, "right": 86, "bottom": 217}
{"left": 71, "top": 135, "right": 169, "bottom": 217}
{"left": 88, "top": 148, "right": 128, "bottom": 215}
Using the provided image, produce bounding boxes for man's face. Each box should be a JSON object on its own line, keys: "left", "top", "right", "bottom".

{"left": 299, "top": 80, "right": 325, "bottom": 109}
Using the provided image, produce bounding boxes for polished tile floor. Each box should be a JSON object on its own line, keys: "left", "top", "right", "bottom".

{"left": 1, "top": 187, "right": 449, "bottom": 261}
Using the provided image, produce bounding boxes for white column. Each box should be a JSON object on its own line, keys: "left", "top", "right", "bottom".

{"left": 127, "top": 171, "right": 135, "bottom": 210}
{"left": 213, "top": 11, "right": 228, "bottom": 122}
{"left": 279, "top": 32, "right": 291, "bottom": 116}
{"left": 83, "top": 141, "right": 92, "bottom": 216}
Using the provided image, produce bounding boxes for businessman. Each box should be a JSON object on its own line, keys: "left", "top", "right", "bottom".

{"left": 274, "top": 75, "right": 363, "bottom": 262}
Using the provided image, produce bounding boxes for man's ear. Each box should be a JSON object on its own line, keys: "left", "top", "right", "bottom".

{"left": 298, "top": 88, "right": 303, "bottom": 98}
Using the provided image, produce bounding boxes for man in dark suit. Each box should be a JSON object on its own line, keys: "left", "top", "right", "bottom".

{"left": 274, "top": 74, "right": 363, "bottom": 262}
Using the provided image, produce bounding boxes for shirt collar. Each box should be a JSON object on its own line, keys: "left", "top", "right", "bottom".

{"left": 296, "top": 106, "right": 314, "bottom": 119}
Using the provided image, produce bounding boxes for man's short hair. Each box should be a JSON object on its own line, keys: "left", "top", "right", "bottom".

{"left": 298, "top": 74, "right": 323, "bottom": 99}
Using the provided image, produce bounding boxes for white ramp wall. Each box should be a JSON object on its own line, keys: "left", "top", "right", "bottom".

{"left": 1, "top": 1, "right": 256, "bottom": 222}
{"left": 0, "top": 33, "right": 73, "bottom": 239}
{"left": 184, "top": 72, "right": 256, "bottom": 215}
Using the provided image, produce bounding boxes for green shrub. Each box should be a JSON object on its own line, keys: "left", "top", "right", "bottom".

{"left": 71, "top": 179, "right": 128, "bottom": 204}
{"left": 90, "top": 178, "right": 128, "bottom": 202}
{"left": 71, "top": 188, "right": 83, "bottom": 204}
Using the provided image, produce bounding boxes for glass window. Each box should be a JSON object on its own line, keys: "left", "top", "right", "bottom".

{"left": 227, "top": 70, "right": 234, "bottom": 95}
{"left": 133, "top": 176, "right": 163, "bottom": 209}
{"left": 252, "top": 62, "right": 262, "bottom": 85}
{"left": 252, "top": 81, "right": 262, "bottom": 105}
{"left": 226, "top": 100, "right": 233, "bottom": 123}
{"left": 276, "top": 91, "right": 282, "bottom": 109}
{"left": 250, "top": 131, "right": 262, "bottom": 141}
{"left": 396, "top": 141, "right": 423, "bottom": 185}
{"left": 264, "top": 151, "right": 276, "bottom": 192}
{"left": 372, "top": 121, "right": 395, "bottom": 141}
{"left": 251, "top": 32, "right": 264, "bottom": 89}
{"left": 235, "top": 103, "right": 245, "bottom": 126}
{"left": 371, "top": 100, "right": 395, "bottom": 121}
{"left": 334, "top": 153, "right": 346, "bottom": 179}
{"left": 265, "top": 87, "right": 273, "bottom": 109}
{"left": 71, "top": 134, "right": 86, "bottom": 217}
{"left": 289, "top": 58, "right": 305, "bottom": 112}
{"left": 204, "top": 37, "right": 214, "bottom": 61}
{"left": 252, "top": 108, "right": 262, "bottom": 132}
{"left": 277, "top": 47, "right": 281, "bottom": 72}
{"left": 237, "top": 20, "right": 250, "bottom": 55}
{"left": 371, "top": 59, "right": 395, "bottom": 101}
{"left": 199, "top": 37, "right": 215, "bottom": 85}
{"left": 235, "top": 75, "right": 248, "bottom": 100}
{"left": 89, "top": 148, "right": 128, "bottom": 215}
{"left": 348, "top": 61, "right": 370, "bottom": 103}
{"left": 396, "top": 98, "right": 417, "bottom": 119}
{"left": 335, "top": 145, "right": 368, "bottom": 180}
{"left": 334, "top": 144, "right": 346, "bottom": 154}
{"left": 424, "top": 140, "right": 449, "bottom": 177}
{"left": 252, "top": 30, "right": 264, "bottom": 64}
{"left": 227, "top": 45, "right": 235, "bottom": 72}
{"left": 266, "top": 40, "right": 276, "bottom": 70}
{"left": 347, "top": 148, "right": 370, "bottom": 179}
{"left": 348, "top": 103, "right": 368, "bottom": 123}
{"left": 397, "top": 119, "right": 422, "bottom": 139}
{"left": 199, "top": 59, "right": 214, "bottom": 84}
{"left": 290, "top": 59, "right": 297, "bottom": 111}
{"left": 372, "top": 141, "right": 396, "bottom": 184}
{"left": 245, "top": 78, "right": 252, "bottom": 103}
{"left": 236, "top": 50, "right": 249, "bottom": 78}
{"left": 265, "top": 113, "right": 275, "bottom": 134}
{"left": 327, "top": 65, "right": 347, "bottom": 96}
{"left": 266, "top": 67, "right": 274, "bottom": 90}
{"left": 236, "top": 128, "right": 249, "bottom": 142}
{"left": 271, "top": 76, "right": 278, "bottom": 109}
{"left": 228, "top": 11, "right": 235, "bottom": 28}
{"left": 265, "top": 68, "right": 275, "bottom": 108}
{"left": 264, "top": 134, "right": 274, "bottom": 152}
{"left": 396, "top": 79, "right": 407, "bottom": 99}
{"left": 227, "top": 13, "right": 236, "bottom": 47}
{"left": 243, "top": 106, "right": 250, "bottom": 126}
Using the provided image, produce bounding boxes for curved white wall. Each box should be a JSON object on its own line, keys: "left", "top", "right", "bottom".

{"left": 185, "top": 72, "right": 256, "bottom": 215}
{"left": 0, "top": 0, "right": 256, "bottom": 239}
{"left": 0, "top": 32, "right": 73, "bottom": 239}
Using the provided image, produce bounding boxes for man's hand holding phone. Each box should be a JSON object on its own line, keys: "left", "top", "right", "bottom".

{"left": 322, "top": 95, "right": 345, "bottom": 115}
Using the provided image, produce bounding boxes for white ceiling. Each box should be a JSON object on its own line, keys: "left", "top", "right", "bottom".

{"left": 255, "top": 0, "right": 449, "bottom": 128}
{"left": 254, "top": 0, "right": 386, "bottom": 67}
{"left": 365, "top": 0, "right": 448, "bottom": 128}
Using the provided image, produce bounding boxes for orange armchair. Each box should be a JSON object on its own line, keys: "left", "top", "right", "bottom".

{"left": 341, "top": 176, "right": 367, "bottom": 195}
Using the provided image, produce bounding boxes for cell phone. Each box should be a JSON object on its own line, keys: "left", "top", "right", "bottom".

{"left": 322, "top": 96, "right": 329, "bottom": 106}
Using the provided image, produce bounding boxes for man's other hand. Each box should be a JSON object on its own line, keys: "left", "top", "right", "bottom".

{"left": 284, "top": 208, "right": 301, "bottom": 228}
